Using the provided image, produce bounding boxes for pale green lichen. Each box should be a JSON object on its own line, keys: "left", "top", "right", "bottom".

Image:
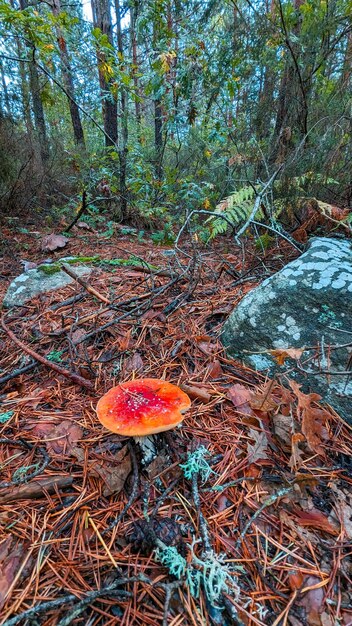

{"left": 180, "top": 446, "right": 216, "bottom": 483}
{"left": 155, "top": 545, "right": 187, "bottom": 578}
{"left": 155, "top": 540, "right": 240, "bottom": 607}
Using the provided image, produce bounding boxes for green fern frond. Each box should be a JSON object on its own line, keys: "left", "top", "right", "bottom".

{"left": 207, "top": 186, "right": 258, "bottom": 239}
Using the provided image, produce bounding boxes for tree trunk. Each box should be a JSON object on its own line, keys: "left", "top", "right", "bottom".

{"left": 154, "top": 99, "right": 163, "bottom": 180}
{"left": 130, "top": 0, "right": 142, "bottom": 135}
{"left": 0, "top": 59, "right": 11, "bottom": 117}
{"left": 115, "top": 0, "right": 128, "bottom": 219}
{"left": 91, "top": 0, "right": 118, "bottom": 147}
{"left": 153, "top": 18, "right": 163, "bottom": 180}
{"left": 50, "top": 0, "right": 85, "bottom": 147}
{"left": 18, "top": 0, "right": 49, "bottom": 163}
{"left": 269, "top": 0, "right": 309, "bottom": 165}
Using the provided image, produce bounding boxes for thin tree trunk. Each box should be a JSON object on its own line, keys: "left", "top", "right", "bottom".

{"left": 130, "top": 0, "right": 141, "bottom": 135}
{"left": 115, "top": 0, "right": 128, "bottom": 219}
{"left": 19, "top": 0, "right": 49, "bottom": 163}
{"left": 0, "top": 59, "right": 11, "bottom": 117}
{"left": 91, "top": 0, "right": 118, "bottom": 147}
{"left": 153, "top": 18, "right": 163, "bottom": 180}
{"left": 50, "top": 0, "right": 85, "bottom": 147}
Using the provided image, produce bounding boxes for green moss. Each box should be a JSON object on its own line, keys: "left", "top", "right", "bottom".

{"left": 37, "top": 255, "right": 158, "bottom": 275}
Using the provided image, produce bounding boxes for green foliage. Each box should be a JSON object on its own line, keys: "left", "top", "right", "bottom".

{"left": 207, "top": 186, "right": 257, "bottom": 238}
{"left": 255, "top": 232, "right": 274, "bottom": 250}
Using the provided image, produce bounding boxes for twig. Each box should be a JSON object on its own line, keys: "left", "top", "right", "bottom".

{"left": 191, "top": 473, "right": 212, "bottom": 554}
{"left": 61, "top": 264, "right": 110, "bottom": 305}
{"left": 65, "top": 190, "right": 88, "bottom": 232}
{"left": 0, "top": 438, "right": 50, "bottom": 489}
{"left": 235, "top": 486, "right": 293, "bottom": 549}
{"left": 1, "top": 578, "right": 147, "bottom": 626}
{"left": 50, "top": 294, "right": 85, "bottom": 311}
{"left": 1, "top": 316, "right": 93, "bottom": 390}
{"left": 0, "top": 475, "right": 73, "bottom": 504}
{"left": 235, "top": 167, "right": 284, "bottom": 241}
{"left": 0, "top": 361, "right": 38, "bottom": 386}
{"left": 56, "top": 590, "right": 132, "bottom": 626}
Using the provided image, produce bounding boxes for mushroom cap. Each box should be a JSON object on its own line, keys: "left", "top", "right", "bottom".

{"left": 96, "top": 378, "right": 191, "bottom": 437}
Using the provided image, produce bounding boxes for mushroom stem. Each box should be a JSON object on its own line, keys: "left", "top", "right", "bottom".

{"left": 133, "top": 435, "right": 158, "bottom": 466}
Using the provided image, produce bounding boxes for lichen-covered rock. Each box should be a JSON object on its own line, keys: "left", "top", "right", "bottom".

{"left": 222, "top": 238, "right": 352, "bottom": 422}
{"left": 2, "top": 265, "right": 92, "bottom": 308}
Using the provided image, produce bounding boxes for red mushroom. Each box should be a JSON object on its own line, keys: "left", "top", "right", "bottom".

{"left": 96, "top": 379, "right": 191, "bottom": 462}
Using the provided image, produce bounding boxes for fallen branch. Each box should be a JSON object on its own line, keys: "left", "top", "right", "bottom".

{"left": 0, "top": 475, "right": 73, "bottom": 504}
{"left": 61, "top": 263, "right": 110, "bottom": 304}
{"left": 1, "top": 316, "right": 93, "bottom": 390}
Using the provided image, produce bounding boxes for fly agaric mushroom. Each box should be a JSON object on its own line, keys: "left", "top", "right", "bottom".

{"left": 96, "top": 378, "right": 191, "bottom": 464}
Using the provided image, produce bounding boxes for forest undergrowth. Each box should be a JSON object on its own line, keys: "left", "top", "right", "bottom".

{"left": 0, "top": 222, "right": 351, "bottom": 626}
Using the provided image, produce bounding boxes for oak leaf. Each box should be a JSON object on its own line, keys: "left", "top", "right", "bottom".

{"left": 227, "top": 383, "right": 253, "bottom": 415}
{"left": 270, "top": 348, "right": 304, "bottom": 365}
{"left": 40, "top": 233, "right": 68, "bottom": 252}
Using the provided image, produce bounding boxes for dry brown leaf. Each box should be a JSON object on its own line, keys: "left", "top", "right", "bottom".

{"left": 291, "top": 508, "right": 338, "bottom": 535}
{"left": 207, "top": 360, "right": 223, "bottom": 379}
{"left": 270, "top": 348, "right": 304, "bottom": 365}
{"left": 123, "top": 352, "right": 144, "bottom": 374}
{"left": 227, "top": 383, "right": 253, "bottom": 415}
{"left": 298, "top": 576, "right": 325, "bottom": 626}
{"left": 32, "top": 420, "right": 83, "bottom": 455}
{"left": 197, "top": 342, "right": 218, "bottom": 356}
{"left": 272, "top": 413, "right": 293, "bottom": 445}
{"left": 180, "top": 383, "right": 212, "bottom": 403}
{"left": 40, "top": 233, "right": 68, "bottom": 252}
{"left": 289, "top": 432, "right": 306, "bottom": 470}
{"left": 250, "top": 382, "right": 278, "bottom": 412}
{"left": 289, "top": 380, "right": 328, "bottom": 455}
{"left": 94, "top": 445, "right": 131, "bottom": 496}
{"left": 247, "top": 428, "right": 269, "bottom": 464}
{"left": 329, "top": 484, "right": 352, "bottom": 539}
{"left": 0, "top": 536, "right": 26, "bottom": 610}
{"left": 76, "top": 221, "right": 93, "bottom": 230}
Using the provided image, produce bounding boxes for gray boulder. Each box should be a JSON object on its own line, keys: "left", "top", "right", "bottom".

{"left": 3, "top": 265, "right": 92, "bottom": 308}
{"left": 222, "top": 237, "right": 352, "bottom": 422}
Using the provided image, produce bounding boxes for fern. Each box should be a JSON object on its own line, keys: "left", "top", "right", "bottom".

{"left": 207, "top": 186, "right": 257, "bottom": 238}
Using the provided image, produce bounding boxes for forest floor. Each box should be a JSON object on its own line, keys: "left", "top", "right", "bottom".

{"left": 0, "top": 221, "right": 351, "bottom": 626}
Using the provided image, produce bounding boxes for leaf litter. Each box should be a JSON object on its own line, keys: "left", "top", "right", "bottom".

{"left": 0, "top": 228, "right": 351, "bottom": 626}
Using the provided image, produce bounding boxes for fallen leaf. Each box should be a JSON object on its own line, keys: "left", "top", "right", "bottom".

{"left": 119, "top": 329, "right": 132, "bottom": 351}
{"left": 227, "top": 383, "right": 253, "bottom": 415}
{"left": 94, "top": 445, "right": 131, "bottom": 496}
{"left": 247, "top": 428, "right": 269, "bottom": 464}
{"left": 329, "top": 484, "right": 352, "bottom": 539}
{"left": 123, "top": 352, "right": 144, "bottom": 374}
{"left": 289, "top": 381, "right": 328, "bottom": 455}
{"left": 291, "top": 508, "right": 338, "bottom": 535}
{"left": 0, "top": 537, "right": 26, "bottom": 610}
{"left": 40, "top": 233, "right": 68, "bottom": 252}
{"left": 270, "top": 348, "right": 304, "bottom": 365}
{"left": 76, "top": 221, "right": 93, "bottom": 230}
{"left": 298, "top": 576, "right": 325, "bottom": 626}
{"left": 289, "top": 432, "right": 306, "bottom": 470}
{"left": 32, "top": 420, "right": 83, "bottom": 455}
{"left": 206, "top": 360, "right": 223, "bottom": 379}
{"left": 180, "top": 383, "right": 212, "bottom": 403}
{"left": 250, "top": 382, "right": 278, "bottom": 412}
{"left": 198, "top": 342, "right": 218, "bottom": 356}
{"left": 272, "top": 413, "right": 293, "bottom": 445}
